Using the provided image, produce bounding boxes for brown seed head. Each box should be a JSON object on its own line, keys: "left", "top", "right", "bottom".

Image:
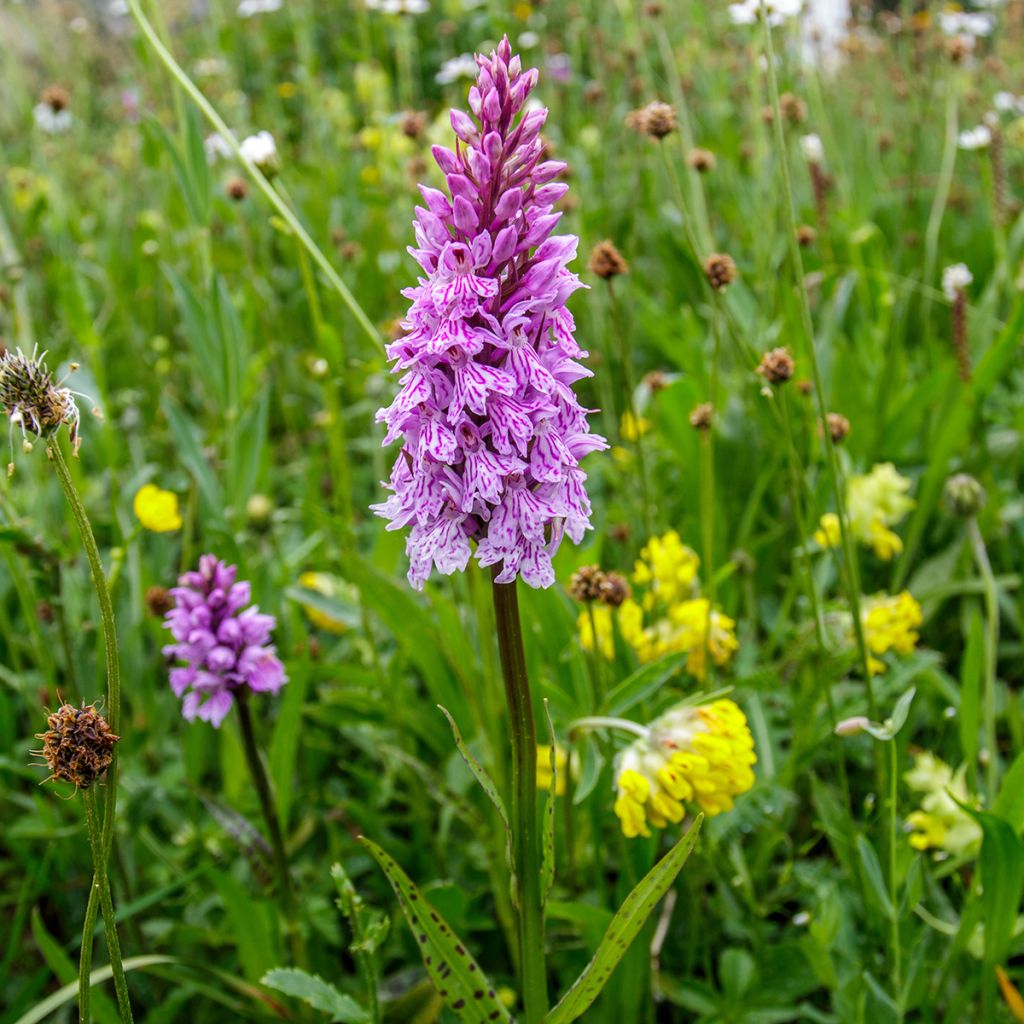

{"left": 643, "top": 369, "right": 669, "bottom": 393}
{"left": 756, "top": 347, "right": 795, "bottom": 385}
{"left": 400, "top": 111, "right": 427, "bottom": 139}
{"left": 796, "top": 224, "right": 817, "bottom": 247}
{"left": 35, "top": 702, "right": 119, "bottom": 789}
{"left": 588, "top": 240, "right": 629, "bottom": 280}
{"left": 568, "top": 564, "right": 608, "bottom": 603}
{"left": 643, "top": 1, "right": 664, "bottom": 15}
{"left": 0, "top": 348, "right": 82, "bottom": 457}
{"left": 627, "top": 102, "right": 676, "bottom": 139}
{"left": 225, "top": 177, "right": 248, "bottom": 201}
{"left": 609, "top": 523, "right": 632, "bottom": 543}
{"left": 597, "top": 571, "right": 632, "bottom": 608}
{"left": 796, "top": 377, "right": 814, "bottom": 396}
{"left": 780, "top": 92, "right": 807, "bottom": 124}
{"left": 946, "top": 36, "right": 971, "bottom": 63}
{"left": 825, "top": 412, "right": 851, "bottom": 443}
{"left": 686, "top": 148, "right": 716, "bottom": 173}
{"left": 41, "top": 85, "right": 70, "bottom": 112}
{"left": 145, "top": 585, "right": 175, "bottom": 618}
{"left": 704, "top": 253, "right": 737, "bottom": 291}
{"left": 689, "top": 402, "right": 714, "bottom": 431}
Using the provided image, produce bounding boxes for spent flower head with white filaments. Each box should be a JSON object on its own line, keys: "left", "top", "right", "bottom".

{"left": 0, "top": 347, "right": 97, "bottom": 475}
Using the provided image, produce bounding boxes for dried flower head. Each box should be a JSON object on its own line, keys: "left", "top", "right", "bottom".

{"left": 0, "top": 347, "right": 88, "bottom": 473}
{"left": 41, "top": 85, "right": 71, "bottom": 112}
{"left": 35, "top": 702, "right": 119, "bottom": 789}
{"left": 588, "top": 240, "right": 629, "bottom": 279}
{"left": 400, "top": 110, "right": 428, "bottom": 138}
{"left": 597, "top": 570, "right": 631, "bottom": 607}
{"left": 704, "top": 253, "right": 737, "bottom": 291}
{"left": 779, "top": 91, "right": 807, "bottom": 124}
{"left": 643, "top": 369, "right": 669, "bottom": 393}
{"left": 568, "top": 564, "right": 607, "bottom": 603}
{"left": 627, "top": 101, "right": 676, "bottom": 139}
{"left": 686, "top": 148, "right": 716, "bottom": 173}
{"left": 756, "top": 347, "right": 795, "bottom": 385}
{"left": 145, "top": 585, "right": 175, "bottom": 618}
{"left": 826, "top": 412, "right": 851, "bottom": 443}
{"left": 689, "top": 402, "right": 714, "bottom": 431}
{"left": 225, "top": 177, "right": 249, "bottom": 201}
{"left": 796, "top": 224, "right": 817, "bottom": 247}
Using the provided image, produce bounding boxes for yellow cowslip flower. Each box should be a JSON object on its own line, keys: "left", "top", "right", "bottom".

{"left": 298, "top": 572, "right": 350, "bottom": 634}
{"left": 133, "top": 484, "right": 182, "bottom": 533}
{"left": 861, "top": 590, "right": 922, "bottom": 675}
{"left": 612, "top": 700, "right": 756, "bottom": 837}
{"left": 632, "top": 530, "right": 700, "bottom": 606}
{"left": 814, "top": 512, "right": 841, "bottom": 548}
{"left": 578, "top": 604, "right": 615, "bottom": 660}
{"left": 904, "top": 752, "right": 981, "bottom": 857}
{"left": 669, "top": 599, "right": 739, "bottom": 680}
{"left": 846, "top": 463, "right": 914, "bottom": 559}
{"left": 536, "top": 744, "right": 569, "bottom": 796}
{"left": 620, "top": 410, "right": 651, "bottom": 443}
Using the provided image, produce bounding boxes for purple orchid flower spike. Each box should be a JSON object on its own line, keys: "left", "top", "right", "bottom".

{"left": 373, "top": 36, "right": 606, "bottom": 591}
{"left": 162, "top": 555, "right": 287, "bottom": 727}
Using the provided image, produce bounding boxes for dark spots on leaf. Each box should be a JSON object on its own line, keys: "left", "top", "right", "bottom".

{"left": 453, "top": 999, "right": 465, "bottom": 1009}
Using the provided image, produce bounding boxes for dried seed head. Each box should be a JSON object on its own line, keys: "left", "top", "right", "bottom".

{"left": 400, "top": 111, "right": 427, "bottom": 139}
{"left": 946, "top": 36, "right": 971, "bottom": 63}
{"left": 779, "top": 92, "right": 807, "bottom": 124}
{"left": 643, "top": 369, "right": 669, "bottom": 393}
{"left": 796, "top": 224, "right": 817, "bottom": 247}
{"left": 686, "top": 148, "right": 716, "bottom": 173}
{"left": 704, "top": 253, "right": 737, "bottom": 291}
{"left": 756, "top": 347, "right": 795, "bottom": 385}
{"left": 796, "top": 378, "right": 814, "bottom": 396}
{"left": 145, "top": 585, "right": 175, "bottom": 618}
{"left": 643, "top": 1, "right": 664, "bottom": 16}
{"left": 597, "top": 571, "right": 632, "bottom": 608}
{"left": 35, "top": 702, "right": 119, "bottom": 789}
{"left": 588, "top": 240, "right": 629, "bottom": 279}
{"left": 0, "top": 348, "right": 84, "bottom": 469}
{"left": 583, "top": 82, "right": 605, "bottom": 105}
{"left": 609, "top": 523, "right": 631, "bottom": 543}
{"left": 568, "top": 564, "right": 608, "bottom": 603}
{"left": 41, "top": 85, "right": 71, "bottom": 112}
{"left": 825, "top": 412, "right": 851, "bottom": 443}
{"left": 689, "top": 401, "right": 714, "bottom": 432}
{"left": 225, "top": 177, "right": 248, "bottom": 201}
{"left": 944, "top": 473, "right": 986, "bottom": 518}
{"left": 627, "top": 102, "right": 676, "bottom": 139}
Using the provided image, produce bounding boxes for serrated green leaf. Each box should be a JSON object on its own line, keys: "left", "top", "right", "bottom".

{"left": 261, "top": 967, "right": 368, "bottom": 1022}
{"left": 544, "top": 815, "right": 703, "bottom": 1024}
{"left": 360, "top": 836, "right": 513, "bottom": 1024}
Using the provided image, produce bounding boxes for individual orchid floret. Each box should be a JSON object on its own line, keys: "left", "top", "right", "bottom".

{"left": 372, "top": 37, "right": 606, "bottom": 590}
{"left": 162, "top": 555, "right": 287, "bottom": 726}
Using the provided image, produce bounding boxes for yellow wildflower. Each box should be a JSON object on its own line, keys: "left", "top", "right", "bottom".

{"left": 297, "top": 572, "right": 353, "bottom": 634}
{"left": 861, "top": 591, "right": 922, "bottom": 674}
{"left": 536, "top": 744, "right": 569, "bottom": 796}
{"left": 578, "top": 604, "right": 615, "bottom": 660}
{"left": 814, "top": 512, "right": 841, "bottom": 548}
{"left": 904, "top": 752, "right": 981, "bottom": 857}
{"left": 620, "top": 410, "right": 651, "bottom": 442}
{"left": 669, "top": 599, "right": 739, "bottom": 680}
{"left": 867, "top": 519, "right": 903, "bottom": 561}
{"left": 846, "top": 462, "right": 914, "bottom": 559}
{"left": 632, "top": 530, "right": 700, "bottom": 606}
{"left": 613, "top": 700, "right": 756, "bottom": 837}
{"left": 133, "top": 483, "right": 182, "bottom": 533}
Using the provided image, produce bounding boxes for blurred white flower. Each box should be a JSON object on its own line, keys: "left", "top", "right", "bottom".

{"left": 240, "top": 131, "right": 279, "bottom": 174}
{"left": 957, "top": 125, "right": 992, "bottom": 151}
{"left": 519, "top": 31, "right": 540, "bottom": 48}
{"left": 942, "top": 263, "right": 973, "bottom": 301}
{"left": 938, "top": 11, "right": 994, "bottom": 37}
{"left": 729, "top": 0, "right": 801, "bottom": 27}
{"left": 107, "top": 0, "right": 129, "bottom": 14}
{"left": 33, "top": 103, "right": 72, "bottom": 134}
{"left": 366, "top": 0, "right": 429, "bottom": 12}
{"left": 237, "top": 0, "right": 282, "bottom": 15}
{"left": 994, "top": 91, "right": 1024, "bottom": 114}
{"left": 436, "top": 54, "right": 478, "bottom": 85}
{"left": 204, "top": 132, "right": 232, "bottom": 164}
{"left": 800, "top": 133, "right": 824, "bottom": 163}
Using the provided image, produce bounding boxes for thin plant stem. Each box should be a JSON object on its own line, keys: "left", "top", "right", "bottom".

{"left": 125, "top": 0, "right": 382, "bottom": 352}
{"left": 967, "top": 517, "right": 1000, "bottom": 803}
{"left": 888, "top": 739, "right": 903, "bottom": 1021}
{"left": 491, "top": 574, "right": 548, "bottom": 1023}
{"left": 47, "top": 438, "right": 129, "bottom": 1023}
{"left": 83, "top": 790, "right": 134, "bottom": 1023}
{"left": 235, "top": 691, "right": 307, "bottom": 969}
{"left": 757, "top": 4, "right": 877, "bottom": 711}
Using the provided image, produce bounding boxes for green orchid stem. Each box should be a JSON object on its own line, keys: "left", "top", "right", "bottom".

{"left": 966, "top": 517, "right": 1000, "bottom": 803}
{"left": 491, "top": 574, "right": 548, "bottom": 1023}
{"left": 235, "top": 691, "right": 307, "bottom": 969}
{"left": 47, "top": 438, "right": 129, "bottom": 1024}
{"left": 83, "top": 790, "right": 134, "bottom": 1023}
{"left": 124, "top": 0, "right": 382, "bottom": 353}
{"left": 888, "top": 739, "right": 903, "bottom": 1022}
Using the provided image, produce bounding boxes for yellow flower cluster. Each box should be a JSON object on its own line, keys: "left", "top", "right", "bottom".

{"left": 613, "top": 700, "right": 756, "bottom": 837}
{"left": 133, "top": 484, "right": 182, "bottom": 533}
{"left": 861, "top": 590, "right": 922, "bottom": 674}
{"left": 904, "top": 752, "right": 981, "bottom": 857}
{"left": 815, "top": 463, "right": 914, "bottom": 561}
{"left": 577, "top": 532, "right": 738, "bottom": 680}
{"left": 297, "top": 572, "right": 354, "bottom": 634}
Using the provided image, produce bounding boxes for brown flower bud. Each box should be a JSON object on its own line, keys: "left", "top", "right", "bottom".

{"left": 145, "top": 585, "right": 175, "bottom": 618}
{"left": 627, "top": 101, "right": 676, "bottom": 139}
{"left": 225, "top": 177, "right": 248, "bottom": 201}
{"left": 35, "top": 702, "right": 119, "bottom": 789}
{"left": 825, "top": 412, "right": 851, "bottom": 443}
{"left": 41, "top": 85, "right": 71, "bottom": 112}
{"left": 756, "top": 347, "right": 795, "bottom": 385}
{"left": 609, "top": 523, "right": 631, "bottom": 543}
{"left": 779, "top": 92, "right": 807, "bottom": 124}
{"left": 588, "top": 240, "right": 629, "bottom": 280}
{"left": 568, "top": 564, "right": 608, "bottom": 603}
{"left": 689, "top": 402, "right": 714, "bottom": 431}
{"left": 704, "top": 253, "right": 737, "bottom": 291}
{"left": 796, "top": 224, "right": 817, "bottom": 247}
{"left": 686, "top": 148, "right": 716, "bottom": 173}
{"left": 643, "top": 369, "right": 669, "bottom": 393}
{"left": 597, "top": 571, "right": 631, "bottom": 608}
{"left": 400, "top": 111, "right": 427, "bottom": 139}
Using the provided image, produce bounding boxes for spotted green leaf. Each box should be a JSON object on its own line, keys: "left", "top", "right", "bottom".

{"left": 544, "top": 815, "right": 703, "bottom": 1024}
{"left": 360, "top": 836, "right": 514, "bottom": 1023}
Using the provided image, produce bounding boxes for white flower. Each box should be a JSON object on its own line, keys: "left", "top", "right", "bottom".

{"left": 800, "top": 133, "right": 824, "bottom": 164}
{"left": 957, "top": 125, "right": 992, "bottom": 151}
{"left": 240, "top": 130, "right": 279, "bottom": 174}
{"left": 729, "top": 0, "right": 801, "bottom": 27}
{"left": 365, "top": 0, "right": 428, "bottom": 11}
{"left": 994, "top": 91, "right": 1024, "bottom": 114}
{"left": 107, "top": 0, "right": 129, "bottom": 14}
{"left": 237, "top": 0, "right": 282, "bottom": 16}
{"left": 938, "top": 11, "right": 994, "bottom": 37}
{"left": 436, "top": 54, "right": 478, "bottom": 85}
{"left": 204, "top": 132, "right": 232, "bottom": 164}
{"left": 942, "top": 263, "right": 973, "bottom": 301}
{"left": 33, "top": 103, "right": 72, "bottom": 134}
